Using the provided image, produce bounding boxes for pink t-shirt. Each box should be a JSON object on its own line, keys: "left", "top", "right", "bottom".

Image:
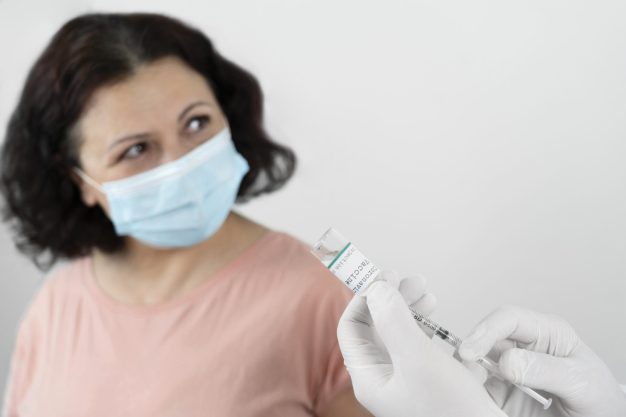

{"left": 3, "top": 232, "right": 353, "bottom": 417}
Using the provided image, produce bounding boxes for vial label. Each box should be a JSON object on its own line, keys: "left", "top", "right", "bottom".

{"left": 328, "top": 242, "right": 381, "bottom": 294}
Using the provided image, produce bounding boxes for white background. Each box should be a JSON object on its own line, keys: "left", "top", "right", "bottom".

{"left": 1, "top": 0, "right": 625, "bottom": 399}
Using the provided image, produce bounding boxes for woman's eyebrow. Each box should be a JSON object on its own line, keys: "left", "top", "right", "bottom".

{"left": 178, "top": 100, "right": 212, "bottom": 122}
{"left": 107, "top": 132, "right": 151, "bottom": 152}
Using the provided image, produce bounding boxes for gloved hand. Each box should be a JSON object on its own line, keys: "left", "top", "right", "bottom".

{"left": 458, "top": 305, "right": 626, "bottom": 417}
{"left": 337, "top": 271, "right": 507, "bottom": 417}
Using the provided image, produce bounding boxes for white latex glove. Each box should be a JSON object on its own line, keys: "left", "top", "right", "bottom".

{"left": 337, "top": 271, "right": 507, "bottom": 417}
{"left": 458, "top": 305, "right": 626, "bottom": 417}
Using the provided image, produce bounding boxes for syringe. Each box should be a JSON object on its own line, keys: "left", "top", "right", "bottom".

{"left": 311, "top": 227, "right": 552, "bottom": 410}
{"left": 407, "top": 307, "right": 552, "bottom": 409}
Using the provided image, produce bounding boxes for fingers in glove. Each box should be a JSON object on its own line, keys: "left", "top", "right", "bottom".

{"left": 397, "top": 274, "right": 438, "bottom": 316}
{"left": 498, "top": 348, "right": 578, "bottom": 399}
{"left": 366, "top": 280, "right": 431, "bottom": 359}
{"left": 396, "top": 274, "right": 426, "bottom": 304}
{"left": 458, "top": 305, "right": 578, "bottom": 362}
{"left": 462, "top": 359, "right": 489, "bottom": 384}
{"left": 409, "top": 292, "right": 437, "bottom": 317}
{"left": 339, "top": 292, "right": 371, "bottom": 327}
{"left": 484, "top": 377, "right": 513, "bottom": 408}
{"left": 485, "top": 339, "right": 516, "bottom": 363}
{"left": 337, "top": 295, "right": 388, "bottom": 368}
{"left": 378, "top": 270, "right": 402, "bottom": 290}
{"left": 458, "top": 306, "right": 538, "bottom": 361}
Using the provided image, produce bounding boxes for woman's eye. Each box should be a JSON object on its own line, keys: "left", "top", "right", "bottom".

{"left": 120, "top": 143, "right": 147, "bottom": 161}
{"left": 185, "top": 115, "right": 210, "bottom": 134}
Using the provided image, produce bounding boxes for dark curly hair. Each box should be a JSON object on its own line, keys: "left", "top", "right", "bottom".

{"left": 0, "top": 13, "right": 296, "bottom": 269}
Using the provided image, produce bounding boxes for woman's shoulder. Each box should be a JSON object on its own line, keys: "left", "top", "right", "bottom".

{"left": 36, "top": 257, "right": 90, "bottom": 300}
{"left": 16, "top": 258, "right": 91, "bottom": 335}
{"left": 257, "top": 231, "right": 352, "bottom": 344}
{"left": 257, "top": 230, "right": 326, "bottom": 272}
{"left": 255, "top": 230, "right": 351, "bottom": 297}
{"left": 232, "top": 216, "right": 327, "bottom": 276}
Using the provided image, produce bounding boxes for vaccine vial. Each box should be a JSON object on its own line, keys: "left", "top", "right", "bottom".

{"left": 311, "top": 228, "right": 381, "bottom": 295}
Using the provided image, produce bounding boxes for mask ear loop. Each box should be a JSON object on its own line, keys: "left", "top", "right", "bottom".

{"left": 73, "top": 167, "right": 105, "bottom": 193}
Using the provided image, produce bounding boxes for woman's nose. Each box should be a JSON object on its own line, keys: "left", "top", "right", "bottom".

{"left": 160, "top": 137, "right": 196, "bottom": 164}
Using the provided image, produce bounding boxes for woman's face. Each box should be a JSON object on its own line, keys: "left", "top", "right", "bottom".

{"left": 75, "top": 56, "right": 228, "bottom": 213}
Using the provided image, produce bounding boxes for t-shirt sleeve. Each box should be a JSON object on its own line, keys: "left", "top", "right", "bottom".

{"left": 1, "top": 274, "right": 52, "bottom": 417}
{"left": 310, "top": 279, "right": 353, "bottom": 415}
{"left": 313, "top": 338, "right": 352, "bottom": 414}
{"left": 2, "top": 313, "right": 40, "bottom": 417}
{"left": 275, "top": 234, "right": 355, "bottom": 415}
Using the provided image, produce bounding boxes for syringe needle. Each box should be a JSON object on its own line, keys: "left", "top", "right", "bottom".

{"left": 408, "top": 307, "right": 552, "bottom": 410}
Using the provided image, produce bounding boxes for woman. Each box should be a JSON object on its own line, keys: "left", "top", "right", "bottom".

{"left": 1, "top": 13, "right": 368, "bottom": 416}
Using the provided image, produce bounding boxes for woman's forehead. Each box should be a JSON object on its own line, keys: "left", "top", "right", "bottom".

{"left": 85, "top": 57, "right": 216, "bottom": 119}
{"left": 78, "top": 57, "right": 219, "bottom": 143}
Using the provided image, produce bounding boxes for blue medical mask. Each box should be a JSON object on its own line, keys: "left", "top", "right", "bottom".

{"left": 75, "top": 127, "right": 249, "bottom": 248}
